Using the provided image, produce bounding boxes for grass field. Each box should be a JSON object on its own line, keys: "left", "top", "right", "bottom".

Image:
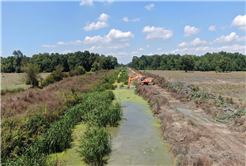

{"left": 142, "top": 70, "right": 246, "bottom": 108}
{"left": 1, "top": 73, "right": 50, "bottom": 90}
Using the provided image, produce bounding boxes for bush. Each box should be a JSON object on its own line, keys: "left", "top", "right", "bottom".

{"left": 78, "top": 125, "right": 111, "bottom": 166}
{"left": 69, "top": 66, "right": 86, "bottom": 77}
{"left": 41, "top": 71, "right": 65, "bottom": 87}
{"left": 15, "top": 67, "right": 21, "bottom": 73}
{"left": 22, "top": 63, "right": 41, "bottom": 87}
{"left": 25, "top": 78, "right": 31, "bottom": 85}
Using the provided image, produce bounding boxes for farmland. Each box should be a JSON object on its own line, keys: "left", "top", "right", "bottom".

{"left": 141, "top": 70, "right": 246, "bottom": 108}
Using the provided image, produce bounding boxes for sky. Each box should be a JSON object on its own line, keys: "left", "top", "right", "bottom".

{"left": 1, "top": 0, "right": 246, "bottom": 64}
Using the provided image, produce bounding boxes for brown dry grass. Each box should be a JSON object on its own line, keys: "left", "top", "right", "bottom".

{"left": 1, "top": 70, "right": 114, "bottom": 121}
{"left": 1, "top": 73, "right": 50, "bottom": 90}
{"left": 142, "top": 70, "right": 246, "bottom": 109}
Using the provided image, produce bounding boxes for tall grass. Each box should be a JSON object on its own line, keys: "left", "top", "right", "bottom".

{"left": 2, "top": 70, "right": 121, "bottom": 165}
{"left": 117, "top": 68, "right": 129, "bottom": 85}
{"left": 78, "top": 125, "right": 111, "bottom": 166}
{"left": 1, "top": 70, "right": 118, "bottom": 163}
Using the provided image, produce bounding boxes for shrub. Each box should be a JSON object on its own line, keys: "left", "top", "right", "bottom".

{"left": 41, "top": 71, "right": 65, "bottom": 87}
{"left": 69, "top": 66, "right": 86, "bottom": 77}
{"left": 22, "top": 63, "right": 41, "bottom": 87}
{"left": 78, "top": 125, "right": 111, "bottom": 166}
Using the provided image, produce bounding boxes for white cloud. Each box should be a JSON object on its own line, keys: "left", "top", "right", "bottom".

{"left": 147, "top": 53, "right": 154, "bottom": 56}
{"left": 220, "top": 25, "right": 231, "bottom": 30}
{"left": 213, "top": 32, "right": 245, "bottom": 43}
{"left": 57, "top": 40, "right": 83, "bottom": 45}
{"left": 84, "top": 13, "right": 109, "bottom": 31}
{"left": 145, "top": 3, "right": 155, "bottom": 10}
{"left": 208, "top": 25, "right": 216, "bottom": 31}
{"left": 132, "top": 18, "right": 140, "bottom": 22}
{"left": 138, "top": 48, "right": 143, "bottom": 51}
{"left": 98, "top": 13, "right": 110, "bottom": 22}
{"left": 83, "top": 29, "right": 134, "bottom": 44}
{"left": 61, "top": 50, "right": 72, "bottom": 54}
{"left": 123, "top": 17, "right": 139, "bottom": 22}
{"left": 107, "top": 0, "right": 114, "bottom": 3}
{"left": 146, "top": 45, "right": 150, "bottom": 48}
{"left": 142, "top": 26, "right": 173, "bottom": 40}
{"left": 131, "top": 51, "right": 139, "bottom": 55}
{"left": 84, "top": 22, "right": 109, "bottom": 31}
{"left": 98, "top": 0, "right": 114, "bottom": 4}
{"left": 108, "top": 43, "right": 130, "bottom": 50}
{"left": 88, "top": 46, "right": 103, "bottom": 52}
{"left": 40, "top": 45, "right": 57, "bottom": 47}
{"left": 106, "top": 52, "right": 129, "bottom": 58}
{"left": 157, "top": 48, "right": 162, "bottom": 51}
{"left": 123, "top": 17, "right": 129, "bottom": 22}
{"left": 183, "top": 25, "right": 200, "bottom": 37}
{"left": 231, "top": 15, "right": 246, "bottom": 31}
{"left": 178, "top": 38, "right": 207, "bottom": 47}
{"left": 80, "top": 0, "right": 94, "bottom": 6}
{"left": 168, "top": 45, "right": 246, "bottom": 55}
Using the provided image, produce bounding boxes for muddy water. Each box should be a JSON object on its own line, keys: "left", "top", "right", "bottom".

{"left": 107, "top": 85, "right": 173, "bottom": 165}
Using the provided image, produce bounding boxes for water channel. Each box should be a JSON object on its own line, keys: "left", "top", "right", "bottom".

{"left": 107, "top": 85, "right": 173, "bottom": 165}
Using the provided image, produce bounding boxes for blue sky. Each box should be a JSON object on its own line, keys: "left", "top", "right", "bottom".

{"left": 2, "top": 1, "right": 246, "bottom": 64}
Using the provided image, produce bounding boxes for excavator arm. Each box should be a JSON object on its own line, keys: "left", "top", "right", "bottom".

{"left": 128, "top": 75, "right": 145, "bottom": 88}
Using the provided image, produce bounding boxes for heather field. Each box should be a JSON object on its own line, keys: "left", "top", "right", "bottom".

{"left": 141, "top": 70, "right": 246, "bottom": 108}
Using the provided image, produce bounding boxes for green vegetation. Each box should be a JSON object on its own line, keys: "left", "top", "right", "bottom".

{"left": 2, "top": 69, "right": 122, "bottom": 165}
{"left": 1, "top": 50, "right": 118, "bottom": 73}
{"left": 117, "top": 68, "right": 129, "bottom": 85}
{"left": 41, "top": 71, "right": 68, "bottom": 87}
{"left": 1, "top": 87, "right": 25, "bottom": 95}
{"left": 22, "top": 63, "right": 41, "bottom": 87}
{"left": 128, "top": 51, "right": 246, "bottom": 72}
{"left": 69, "top": 66, "right": 86, "bottom": 77}
{"left": 78, "top": 125, "right": 111, "bottom": 165}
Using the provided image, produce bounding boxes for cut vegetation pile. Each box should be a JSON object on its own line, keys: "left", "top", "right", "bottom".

{"left": 1, "top": 69, "right": 121, "bottom": 165}
{"left": 130, "top": 68, "right": 246, "bottom": 166}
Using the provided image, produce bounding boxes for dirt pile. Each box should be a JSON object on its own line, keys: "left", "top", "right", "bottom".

{"left": 129, "top": 68, "right": 246, "bottom": 166}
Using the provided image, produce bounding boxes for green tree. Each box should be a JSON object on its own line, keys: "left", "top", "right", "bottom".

{"left": 91, "top": 61, "right": 100, "bottom": 71}
{"left": 42, "top": 58, "right": 52, "bottom": 72}
{"left": 56, "top": 64, "right": 64, "bottom": 72}
{"left": 22, "top": 63, "right": 41, "bottom": 87}
{"left": 181, "top": 55, "right": 194, "bottom": 72}
{"left": 220, "top": 57, "right": 231, "bottom": 72}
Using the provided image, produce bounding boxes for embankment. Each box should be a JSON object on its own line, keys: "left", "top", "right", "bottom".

{"left": 129, "top": 68, "right": 246, "bottom": 166}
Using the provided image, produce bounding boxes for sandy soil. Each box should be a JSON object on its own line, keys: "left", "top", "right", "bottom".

{"left": 129, "top": 68, "right": 246, "bottom": 166}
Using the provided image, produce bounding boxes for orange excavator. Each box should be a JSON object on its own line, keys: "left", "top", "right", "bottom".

{"left": 128, "top": 75, "right": 154, "bottom": 88}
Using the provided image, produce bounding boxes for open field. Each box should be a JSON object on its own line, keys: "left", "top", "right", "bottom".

{"left": 1, "top": 73, "right": 50, "bottom": 90}
{"left": 141, "top": 70, "right": 246, "bottom": 108}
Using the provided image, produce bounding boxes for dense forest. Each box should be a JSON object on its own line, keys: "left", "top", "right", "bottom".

{"left": 128, "top": 51, "right": 246, "bottom": 72}
{"left": 1, "top": 50, "right": 119, "bottom": 73}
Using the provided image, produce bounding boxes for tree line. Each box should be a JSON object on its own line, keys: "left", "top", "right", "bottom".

{"left": 1, "top": 50, "right": 119, "bottom": 73}
{"left": 128, "top": 51, "right": 246, "bottom": 72}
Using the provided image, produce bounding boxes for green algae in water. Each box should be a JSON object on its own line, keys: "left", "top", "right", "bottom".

{"left": 108, "top": 87, "right": 173, "bottom": 165}
{"left": 49, "top": 123, "right": 87, "bottom": 166}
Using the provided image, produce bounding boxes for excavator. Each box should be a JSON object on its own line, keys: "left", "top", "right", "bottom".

{"left": 128, "top": 75, "right": 154, "bottom": 88}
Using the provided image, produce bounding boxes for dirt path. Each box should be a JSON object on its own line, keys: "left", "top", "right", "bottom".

{"left": 128, "top": 68, "right": 246, "bottom": 166}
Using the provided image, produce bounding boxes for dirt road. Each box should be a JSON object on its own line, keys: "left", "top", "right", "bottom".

{"left": 128, "top": 68, "right": 246, "bottom": 166}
